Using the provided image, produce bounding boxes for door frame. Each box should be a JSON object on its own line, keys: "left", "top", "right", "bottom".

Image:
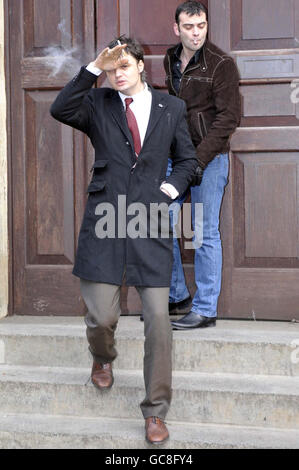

{"left": 3, "top": 0, "right": 12, "bottom": 317}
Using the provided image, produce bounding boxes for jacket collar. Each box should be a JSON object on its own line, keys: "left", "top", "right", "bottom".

{"left": 173, "top": 43, "right": 202, "bottom": 65}
{"left": 168, "top": 39, "right": 208, "bottom": 73}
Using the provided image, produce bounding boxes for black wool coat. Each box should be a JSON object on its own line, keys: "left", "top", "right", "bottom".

{"left": 50, "top": 67, "right": 198, "bottom": 287}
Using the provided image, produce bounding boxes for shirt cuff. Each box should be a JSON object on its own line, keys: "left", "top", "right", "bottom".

{"left": 86, "top": 62, "right": 103, "bottom": 76}
{"left": 160, "top": 183, "right": 179, "bottom": 200}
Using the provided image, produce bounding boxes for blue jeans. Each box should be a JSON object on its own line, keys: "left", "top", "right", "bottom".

{"left": 168, "top": 153, "right": 229, "bottom": 318}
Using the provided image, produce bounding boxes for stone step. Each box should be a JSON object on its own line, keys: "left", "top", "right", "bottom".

{"left": 1, "top": 413, "right": 299, "bottom": 449}
{"left": 1, "top": 316, "right": 299, "bottom": 376}
{"left": 1, "top": 365, "right": 299, "bottom": 429}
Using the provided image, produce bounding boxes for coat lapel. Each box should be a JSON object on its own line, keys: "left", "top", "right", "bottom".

{"left": 143, "top": 88, "right": 168, "bottom": 148}
{"left": 108, "top": 92, "right": 135, "bottom": 150}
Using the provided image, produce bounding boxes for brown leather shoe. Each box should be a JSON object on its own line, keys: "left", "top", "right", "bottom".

{"left": 145, "top": 417, "right": 169, "bottom": 445}
{"left": 91, "top": 361, "right": 114, "bottom": 390}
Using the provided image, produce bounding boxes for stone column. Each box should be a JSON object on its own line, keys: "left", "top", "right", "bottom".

{"left": 0, "top": 0, "right": 8, "bottom": 319}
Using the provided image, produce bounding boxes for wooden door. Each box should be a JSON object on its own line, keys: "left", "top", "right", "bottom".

{"left": 8, "top": 0, "right": 206, "bottom": 315}
{"left": 8, "top": 0, "right": 95, "bottom": 315}
{"left": 8, "top": 0, "right": 298, "bottom": 319}
{"left": 209, "top": 0, "right": 299, "bottom": 319}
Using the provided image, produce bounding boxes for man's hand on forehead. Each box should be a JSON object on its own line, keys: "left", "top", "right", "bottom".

{"left": 93, "top": 44, "right": 129, "bottom": 71}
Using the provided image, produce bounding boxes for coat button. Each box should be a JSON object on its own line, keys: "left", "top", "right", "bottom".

{"left": 126, "top": 141, "right": 130, "bottom": 145}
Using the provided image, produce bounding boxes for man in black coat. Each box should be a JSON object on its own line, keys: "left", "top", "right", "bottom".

{"left": 50, "top": 36, "right": 197, "bottom": 444}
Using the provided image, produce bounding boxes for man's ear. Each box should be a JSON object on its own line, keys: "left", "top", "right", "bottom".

{"left": 138, "top": 60, "right": 144, "bottom": 74}
{"left": 173, "top": 22, "right": 180, "bottom": 37}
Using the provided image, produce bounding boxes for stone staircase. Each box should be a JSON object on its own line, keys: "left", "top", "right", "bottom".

{"left": 0, "top": 315, "right": 299, "bottom": 449}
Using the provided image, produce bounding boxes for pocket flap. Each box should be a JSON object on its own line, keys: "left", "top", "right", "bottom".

{"left": 86, "top": 181, "right": 106, "bottom": 193}
{"left": 90, "top": 160, "right": 108, "bottom": 172}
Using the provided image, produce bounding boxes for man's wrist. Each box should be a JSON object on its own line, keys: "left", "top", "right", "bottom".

{"left": 160, "top": 182, "right": 179, "bottom": 200}
{"left": 86, "top": 62, "right": 103, "bottom": 76}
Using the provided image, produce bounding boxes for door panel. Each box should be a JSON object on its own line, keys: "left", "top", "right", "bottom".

{"left": 209, "top": 0, "right": 299, "bottom": 319}
{"left": 8, "top": 0, "right": 95, "bottom": 315}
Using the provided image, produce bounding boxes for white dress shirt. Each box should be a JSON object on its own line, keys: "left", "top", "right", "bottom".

{"left": 86, "top": 62, "right": 179, "bottom": 199}
{"left": 118, "top": 83, "right": 152, "bottom": 147}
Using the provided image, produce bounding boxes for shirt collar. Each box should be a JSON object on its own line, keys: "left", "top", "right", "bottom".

{"left": 118, "top": 82, "right": 150, "bottom": 107}
{"left": 174, "top": 43, "right": 203, "bottom": 66}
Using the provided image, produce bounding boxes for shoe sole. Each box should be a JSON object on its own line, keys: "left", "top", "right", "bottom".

{"left": 172, "top": 322, "right": 216, "bottom": 330}
{"left": 145, "top": 435, "right": 169, "bottom": 445}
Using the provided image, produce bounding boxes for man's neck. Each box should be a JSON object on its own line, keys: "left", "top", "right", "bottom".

{"left": 120, "top": 82, "right": 146, "bottom": 98}
{"left": 180, "top": 47, "right": 196, "bottom": 65}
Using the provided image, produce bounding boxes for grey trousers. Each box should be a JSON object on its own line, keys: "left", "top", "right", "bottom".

{"left": 80, "top": 279, "right": 172, "bottom": 420}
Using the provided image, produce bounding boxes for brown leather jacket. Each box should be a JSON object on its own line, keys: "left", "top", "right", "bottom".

{"left": 164, "top": 40, "right": 241, "bottom": 168}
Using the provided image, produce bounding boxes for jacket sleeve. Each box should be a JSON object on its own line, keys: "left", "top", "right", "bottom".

{"left": 165, "top": 100, "right": 198, "bottom": 196}
{"left": 50, "top": 66, "right": 98, "bottom": 134}
{"left": 197, "top": 58, "right": 241, "bottom": 167}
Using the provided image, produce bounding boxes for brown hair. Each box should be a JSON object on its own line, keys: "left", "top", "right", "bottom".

{"left": 107, "top": 36, "right": 146, "bottom": 82}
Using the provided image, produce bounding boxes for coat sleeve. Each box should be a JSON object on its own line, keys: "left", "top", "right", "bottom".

{"left": 165, "top": 100, "right": 198, "bottom": 196}
{"left": 50, "top": 66, "right": 98, "bottom": 134}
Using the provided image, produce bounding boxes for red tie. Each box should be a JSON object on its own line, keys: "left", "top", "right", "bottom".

{"left": 125, "top": 98, "right": 141, "bottom": 156}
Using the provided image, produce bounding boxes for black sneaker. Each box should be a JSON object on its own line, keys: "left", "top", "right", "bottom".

{"left": 140, "top": 296, "right": 192, "bottom": 322}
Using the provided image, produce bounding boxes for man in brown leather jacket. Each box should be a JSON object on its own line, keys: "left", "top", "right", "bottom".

{"left": 164, "top": 1, "right": 241, "bottom": 330}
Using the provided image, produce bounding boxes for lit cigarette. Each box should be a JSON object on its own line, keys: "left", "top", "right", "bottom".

{"left": 117, "top": 39, "right": 125, "bottom": 58}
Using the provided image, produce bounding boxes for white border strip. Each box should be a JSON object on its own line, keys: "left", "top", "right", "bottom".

{"left": 0, "top": 0, "right": 8, "bottom": 319}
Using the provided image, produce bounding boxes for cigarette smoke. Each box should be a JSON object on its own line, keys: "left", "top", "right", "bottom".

{"left": 44, "top": 20, "right": 83, "bottom": 77}
{"left": 44, "top": 46, "right": 82, "bottom": 77}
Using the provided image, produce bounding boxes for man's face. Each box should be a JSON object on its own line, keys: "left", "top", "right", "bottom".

{"left": 174, "top": 12, "right": 208, "bottom": 53}
{"left": 106, "top": 53, "right": 144, "bottom": 96}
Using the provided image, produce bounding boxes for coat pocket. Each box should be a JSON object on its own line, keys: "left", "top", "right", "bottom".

{"left": 86, "top": 180, "right": 106, "bottom": 194}
{"left": 90, "top": 159, "right": 108, "bottom": 172}
{"left": 197, "top": 112, "right": 208, "bottom": 139}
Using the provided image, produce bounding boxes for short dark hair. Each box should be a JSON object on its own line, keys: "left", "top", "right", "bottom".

{"left": 175, "top": 1, "right": 208, "bottom": 25}
{"left": 107, "top": 35, "right": 146, "bottom": 82}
